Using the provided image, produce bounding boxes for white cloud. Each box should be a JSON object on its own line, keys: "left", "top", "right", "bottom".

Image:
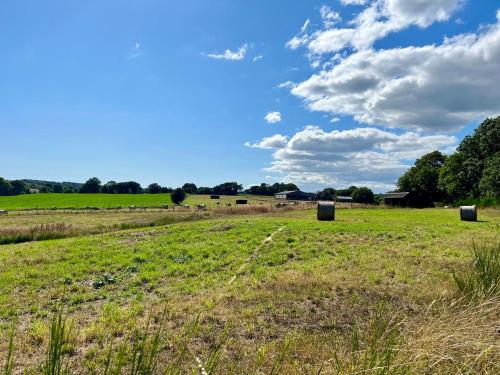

{"left": 207, "top": 44, "right": 248, "bottom": 61}
{"left": 292, "top": 14, "right": 500, "bottom": 131}
{"left": 340, "top": 0, "right": 367, "bottom": 5}
{"left": 301, "top": 19, "right": 311, "bottom": 33}
{"left": 320, "top": 5, "right": 342, "bottom": 28}
{"left": 265, "top": 111, "right": 282, "bottom": 124}
{"left": 286, "top": 19, "right": 312, "bottom": 50}
{"left": 277, "top": 81, "right": 296, "bottom": 89}
{"left": 253, "top": 54, "right": 264, "bottom": 62}
{"left": 288, "top": 0, "right": 462, "bottom": 55}
{"left": 246, "top": 134, "right": 289, "bottom": 149}
{"left": 250, "top": 126, "right": 456, "bottom": 190}
{"left": 128, "top": 42, "right": 142, "bottom": 59}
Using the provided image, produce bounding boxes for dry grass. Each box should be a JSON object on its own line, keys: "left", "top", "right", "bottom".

{"left": 400, "top": 297, "right": 500, "bottom": 374}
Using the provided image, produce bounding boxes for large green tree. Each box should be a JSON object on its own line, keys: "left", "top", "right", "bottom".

{"left": 147, "top": 183, "right": 162, "bottom": 194}
{"left": 479, "top": 153, "right": 500, "bottom": 197}
{"left": 79, "top": 177, "right": 102, "bottom": 194}
{"left": 171, "top": 188, "right": 186, "bottom": 205}
{"left": 352, "top": 187, "right": 375, "bottom": 204}
{"left": 398, "top": 151, "right": 447, "bottom": 207}
{"left": 439, "top": 117, "right": 500, "bottom": 201}
{"left": 0, "top": 178, "right": 12, "bottom": 196}
{"left": 181, "top": 183, "right": 197, "bottom": 194}
{"left": 10, "top": 180, "right": 28, "bottom": 195}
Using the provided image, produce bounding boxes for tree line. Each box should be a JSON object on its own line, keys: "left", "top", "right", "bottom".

{"left": 396, "top": 116, "right": 499, "bottom": 207}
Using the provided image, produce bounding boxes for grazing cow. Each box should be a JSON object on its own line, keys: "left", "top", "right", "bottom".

{"left": 196, "top": 204, "right": 207, "bottom": 211}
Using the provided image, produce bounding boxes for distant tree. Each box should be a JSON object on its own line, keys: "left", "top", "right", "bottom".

{"left": 479, "top": 153, "right": 500, "bottom": 197}
{"left": 10, "top": 180, "right": 28, "bottom": 195}
{"left": 213, "top": 182, "right": 242, "bottom": 196}
{"left": 337, "top": 186, "right": 358, "bottom": 197}
{"left": 352, "top": 187, "right": 375, "bottom": 204}
{"left": 115, "top": 181, "right": 142, "bottom": 194}
{"left": 52, "top": 184, "right": 63, "bottom": 193}
{"left": 101, "top": 181, "right": 117, "bottom": 194}
{"left": 317, "top": 188, "right": 336, "bottom": 201}
{"left": 0, "top": 178, "right": 12, "bottom": 196}
{"left": 197, "top": 186, "right": 212, "bottom": 194}
{"left": 147, "top": 183, "right": 162, "bottom": 194}
{"left": 79, "top": 177, "right": 102, "bottom": 194}
{"left": 64, "top": 189, "right": 74, "bottom": 194}
{"left": 182, "top": 183, "right": 197, "bottom": 194}
{"left": 40, "top": 186, "right": 49, "bottom": 193}
{"left": 160, "top": 186, "right": 173, "bottom": 193}
{"left": 171, "top": 188, "right": 186, "bottom": 205}
{"left": 245, "top": 182, "right": 299, "bottom": 196}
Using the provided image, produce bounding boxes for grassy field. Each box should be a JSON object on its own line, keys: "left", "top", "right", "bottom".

{"left": 0, "top": 193, "right": 279, "bottom": 210}
{"left": 0, "top": 208, "right": 498, "bottom": 373}
{"left": 0, "top": 193, "right": 173, "bottom": 210}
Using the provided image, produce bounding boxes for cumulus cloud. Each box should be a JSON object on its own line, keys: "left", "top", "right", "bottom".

{"left": 251, "top": 126, "right": 456, "bottom": 189}
{"left": 265, "top": 111, "right": 282, "bottom": 123}
{"left": 245, "top": 134, "right": 289, "bottom": 149}
{"left": 207, "top": 44, "right": 248, "bottom": 61}
{"left": 292, "top": 14, "right": 500, "bottom": 131}
{"left": 288, "top": 0, "right": 462, "bottom": 54}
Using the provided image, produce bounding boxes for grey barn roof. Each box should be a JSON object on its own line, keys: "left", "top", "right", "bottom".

{"left": 275, "top": 190, "right": 300, "bottom": 195}
{"left": 383, "top": 192, "right": 410, "bottom": 199}
{"left": 336, "top": 196, "right": 353, "bottom": 201}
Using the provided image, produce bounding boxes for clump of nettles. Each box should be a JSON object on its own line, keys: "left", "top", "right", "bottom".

{"left": 92, "top": 274, "right": 116, "bottom": 289}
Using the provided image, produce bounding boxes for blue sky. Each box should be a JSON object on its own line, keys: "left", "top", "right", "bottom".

{"left": 1, "top": 0, "right": 499, "bottom": 192}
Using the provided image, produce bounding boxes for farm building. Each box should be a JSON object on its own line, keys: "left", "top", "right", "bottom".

{"left": 383, "top": 192, "right": 411, "bottom": 207}
{"left": 274, "top": 190, "right": 316, "bottom": 201}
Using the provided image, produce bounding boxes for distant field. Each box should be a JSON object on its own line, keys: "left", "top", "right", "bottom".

{"left": 0, "top": 193, "right": 173, "bottom": 210}
{"left": 0, "top": 193, "right": 279, "bottom": 210}
{"left": 0, "top": 207, "right": 498, "bottom": 373}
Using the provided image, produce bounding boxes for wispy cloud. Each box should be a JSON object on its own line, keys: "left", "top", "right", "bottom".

{"left": 301, "top": 19, "right": 310, "bottom": 33}
{"left": 277, "top": 81, "right": 296, "bottom": 89}
{"left": 265, "top": 111, "right": 282, "bottom": 124}
{"left": 253, "top": 54, "right": 264, "bottom": 62}
{"left": 207, "top": 44, "right": 248, "bottom": 61}
{"left": 128, "top": 42, "right": 142, "bottom": 59}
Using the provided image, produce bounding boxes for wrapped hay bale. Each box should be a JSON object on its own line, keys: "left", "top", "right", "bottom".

{"left": 460, "top": 205, "right": 477, "bottom": 221}
{"left": 317, "top": 201, "right": 335, "bottom": 221}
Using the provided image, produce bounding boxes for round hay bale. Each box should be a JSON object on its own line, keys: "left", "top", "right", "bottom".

{"left": 317, "top": 201, "right": 335, "bottom": 221}
{"left": 460, "top": 205, "right": 477, "bottom": 221}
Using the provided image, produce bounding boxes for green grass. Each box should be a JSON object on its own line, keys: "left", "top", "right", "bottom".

{"left": 0, "top": 208, "right": 499, "bottom": 373}
{"left": 0, "top": 193, "right": 173, "bottom": 210}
